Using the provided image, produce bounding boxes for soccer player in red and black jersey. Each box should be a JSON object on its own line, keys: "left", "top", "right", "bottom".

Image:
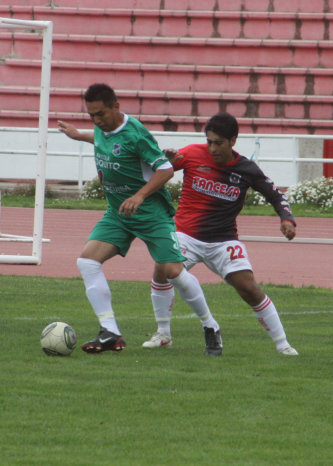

{"left": 144, "top": 112, "right": 298, "bottom": 356}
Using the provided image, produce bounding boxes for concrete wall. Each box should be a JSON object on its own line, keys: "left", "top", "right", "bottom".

{"left": 0, "top": 128, "right": 331, "bottom": 188}
{"left": 298, "top": 138, "right": 324, "bottom": 183}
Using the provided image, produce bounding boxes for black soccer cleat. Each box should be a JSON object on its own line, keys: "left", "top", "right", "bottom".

{"left": 81, "top": 328, "right": 126, "bottom": 354}
{"left": 204, "top": 327, "right": 223, "bottom": 356}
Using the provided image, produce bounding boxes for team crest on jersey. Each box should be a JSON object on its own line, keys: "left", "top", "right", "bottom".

{"left": 112, "top": 144, "right": 121, "bottom": 156}
{"left": 229, "top": 172, "right": 241, "bottom": 184}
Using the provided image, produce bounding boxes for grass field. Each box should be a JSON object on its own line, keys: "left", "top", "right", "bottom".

{"left": 1, "top": 275, "right": 332, "bottom": 465}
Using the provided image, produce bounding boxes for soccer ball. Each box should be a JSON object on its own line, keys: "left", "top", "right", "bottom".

{"left": 40, "top": 322, "right": 77, "bottom": 356}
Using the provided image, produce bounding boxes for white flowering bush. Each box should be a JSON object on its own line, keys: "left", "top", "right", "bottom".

{"left": 286, "top": 177, "right": 333, "bottom": 210}
{"left": 82, "top": 175, "right": 332, "bottom": 210}
{"left": 245, "top": 189, "right": 268, "bottom": 206}
{"left": 81, "top": 177, "right": 183, "bottom": 202}
{"left": 246, "top": 177, "right": 333, "bottom": 210}
{"left": 81, "top": 177, "right": 105, "bottom": 199}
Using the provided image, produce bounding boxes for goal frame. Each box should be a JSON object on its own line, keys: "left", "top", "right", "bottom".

{"left": 0, "top": 17, "right": 52, "bottom": 264}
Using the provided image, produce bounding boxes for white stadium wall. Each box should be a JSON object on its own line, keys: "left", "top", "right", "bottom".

{"left": 0, "top": 127, "right": 332, "bottom": 188}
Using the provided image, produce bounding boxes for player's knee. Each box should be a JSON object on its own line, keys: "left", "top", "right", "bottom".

{"left": 153, "top": 264, "right": 169, "bottom": 283}
{"left": 160, "top": 262, "right": 185, "bottom": 280}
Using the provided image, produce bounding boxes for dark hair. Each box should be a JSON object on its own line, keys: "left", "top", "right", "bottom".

{"left": 205, "top": 112, "right": 239, "bottom": 140}
{"left": 84, "top": 83, "right": 117, "bottom": 108}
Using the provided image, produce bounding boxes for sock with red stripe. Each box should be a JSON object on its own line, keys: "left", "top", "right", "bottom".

{"left": 252, "top": 295, "right": 289, "bottom": 351}
{"left": 151, "top": 280, "right": 174, "bottom": 335}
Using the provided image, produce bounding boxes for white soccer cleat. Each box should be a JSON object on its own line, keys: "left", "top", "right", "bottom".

{"left": 142, "top": 332, "right": 172, "bottom": 348}
{"left": 279, "top": 346, "right": 299, "bottom": 355}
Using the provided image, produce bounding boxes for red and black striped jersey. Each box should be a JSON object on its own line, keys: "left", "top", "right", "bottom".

{"left": 173, "top": 144, "right": 295, "bottom": 243}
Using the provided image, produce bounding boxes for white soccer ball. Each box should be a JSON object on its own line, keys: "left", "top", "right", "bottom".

{"left": 40, "top": 321, "right": 77, "bottom": 356}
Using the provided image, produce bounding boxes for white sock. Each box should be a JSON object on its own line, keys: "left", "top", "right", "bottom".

{"left": 168, "top": 268, "right": 219, "bottom": 331}
{"left": 151, "top": 280, "right": 174, "bottom": 335}
{"left": 253, "top": 295, "right": 289, "bottom": 351}
{"left": 77, "top": 258, "right": 121, "bottom": 335}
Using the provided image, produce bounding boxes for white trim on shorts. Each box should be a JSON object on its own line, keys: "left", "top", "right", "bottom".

{"left": 176, "top": 231, "right": 253, "bottom": 280}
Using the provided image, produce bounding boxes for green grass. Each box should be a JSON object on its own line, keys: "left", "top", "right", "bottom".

{"left": 241, "top": 203, "right": 333, "bottom": 218}
{"left": 1, "top": 192, "right": 333, "bottom": 217}
{"left": 1, "top": 193, "right": 108, "bottom": 210}
{"left": 1, "top": 276, "right": 332, "bottom": 465}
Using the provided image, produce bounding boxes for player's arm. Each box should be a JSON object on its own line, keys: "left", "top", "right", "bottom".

{"left": 58, "top": 120, "right": 94, "bottom": 144}
{"left": 119, "top": 165, "right": 173, "bottom": 217}
{"left": 250, "top": 165, "right": 296, "bottom": 240}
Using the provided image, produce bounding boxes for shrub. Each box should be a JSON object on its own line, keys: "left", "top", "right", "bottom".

{"left": 166, "top": 181, "right": 182, "bottom": 202}
{"left": 245, "top": 188, "right": 267, "bottom": 206}
{"left": 81, "top": 177, "right": 105, "bottom": 199}
{"left": 286, "top": 177, "right": 333, "bottom": 210}
{"left": 81, "top": 176, "right": 333, "bottom": 210}
{"left": 245, "top": 177, "right": 333, "bottom": 210}
{"left": 81, "top": 177, "right": 183, "bottom": 202}
{"left": 11, "top": 183, "right": 54, "bottom": 198}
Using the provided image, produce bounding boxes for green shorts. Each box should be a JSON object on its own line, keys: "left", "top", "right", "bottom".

{"left": 88, "top": 209, "right": 185, "bottom": 264}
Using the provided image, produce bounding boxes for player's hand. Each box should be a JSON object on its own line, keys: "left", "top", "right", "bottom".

{"left": 57, "top": 120, "right": 81, "bottom": 140}
{"left": 118, "top": 193, "right": 145, "bottom": 217}
{"left": 163, "top": 149, "right": 183, "bottom": 164}
{"left": 280, "top": 221, "right": 296, "bottom": 240}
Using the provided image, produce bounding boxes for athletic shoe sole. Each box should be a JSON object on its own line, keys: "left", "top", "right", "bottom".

{"left": 205, "top": 347, "right": 223, "bottom": 356}
{"left": 82, "top": 336, "right": 126, "bottom": 354}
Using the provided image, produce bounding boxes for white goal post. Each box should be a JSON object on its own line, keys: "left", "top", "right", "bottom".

{"left": 0, "top": 18, "right": 52, "bottom": 264}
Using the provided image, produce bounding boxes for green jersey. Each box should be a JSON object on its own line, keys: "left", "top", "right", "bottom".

{"left": 93, "top": 114, "right": 175, "bottom": 220}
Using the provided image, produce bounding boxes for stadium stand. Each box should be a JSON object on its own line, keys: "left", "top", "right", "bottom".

{"left": 0, "top": 0, "right": 333, "bottom": 133}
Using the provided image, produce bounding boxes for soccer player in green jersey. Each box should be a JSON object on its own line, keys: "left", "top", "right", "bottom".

{"left": 58, "top": 83, "right": 222, "bottom": 356}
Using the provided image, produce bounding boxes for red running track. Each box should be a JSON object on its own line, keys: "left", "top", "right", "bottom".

{"left": 0, "top": 207, "right": 332, "bottom": 289}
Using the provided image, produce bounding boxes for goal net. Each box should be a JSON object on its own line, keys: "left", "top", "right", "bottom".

{"left": 0, "top": 17, "right": 52, "bottom": 264}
